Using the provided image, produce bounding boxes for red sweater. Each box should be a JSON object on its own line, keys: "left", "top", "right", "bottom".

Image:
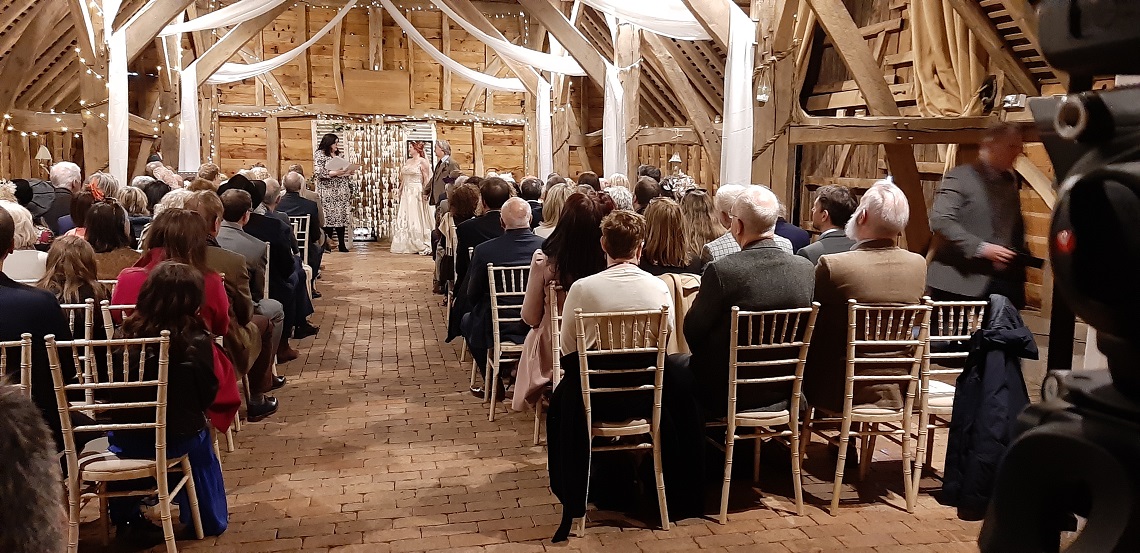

{"left": 111, "top": 248, "right": 230, "bottom": 336}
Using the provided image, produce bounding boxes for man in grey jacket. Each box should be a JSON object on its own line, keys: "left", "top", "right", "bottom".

{"left": 425, "top": 140, "right": 460, "bottom": 206}
{"left": 927, "top": 123, "right": 1027, "bottom": 308}
{"left": 797, "top": 184, "right": 857, "bottom": 264}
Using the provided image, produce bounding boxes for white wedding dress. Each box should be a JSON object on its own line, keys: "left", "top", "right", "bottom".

{"left": 390, "top": 162, "right": 435, "bottom": 254}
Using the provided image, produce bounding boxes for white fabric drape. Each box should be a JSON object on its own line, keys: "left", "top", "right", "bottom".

{"left": 537, "top": 80, "right": 553, "bottom": 178}
{"left": 207, "top": 0, "right": 357, "bottom": 84}
{"left": 580, "top": 0, "right": 710, "bottom": 41}
{"left": 160, "top": 0, "right": 289, "bottom": 36}
{"left": 380, "top": 0, "right": 525, "bottom": 92}
{"left": 720, "top": 10, "right": 756, "bottom": 185}
{"left": 178, "top": 64, "right": 201, "bottom": 172}
{"left": 430, "top": 0, "right": 584, "bottom": 76}
{"left": 602, "top": 65, "right": 627, "bottom": 176}
{"left": 108, "top": 31, "right": 129, "bottom": 185}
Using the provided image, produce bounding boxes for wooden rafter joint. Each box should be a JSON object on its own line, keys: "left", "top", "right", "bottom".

{"left": 788, "top": 115, "right": 1038, "bottom": 145}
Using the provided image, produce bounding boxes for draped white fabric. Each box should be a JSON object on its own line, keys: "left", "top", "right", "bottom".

{"left": 108, "top": 31, "right": 130, "bottom": 185}
{"left": 178, "top": 64, "right": 201, "bottom": 172}
{"left": 602, "top": 65, "right": 627, "bottom": 176}
{"left": 160, "top": 0, "right": 289, "bottom": 36}
{"left": 429, "top": 0, "right": 585, "bottom": 76}
{"left": 380, "top": 0, "right": 525, "bottom": 92}
{"left": 207, "top": 0, "right": 357, "bottom": 84}
{"left": 537, "top": 80, "right": 553, "bottom": 179}
{"left": 580, "top": 0, "right": 710, "bottom": 41}
{"left": 103, "top": 0, "right": 123, "bottom": 40}
{"left": 719, "top": 10, "right": 756, "bottom": 185}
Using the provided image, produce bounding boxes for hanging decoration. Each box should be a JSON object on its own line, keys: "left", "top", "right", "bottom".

{"left": 580, "top": 0, "right": 711, "bottom": 41}
{"left": 720, "top": 9, "right": 756, "bottom": 186}
{"left": 160, "top": 0, "right": 290, "bottom": 37}
{"left": 428, "top": 0, "right": 585, "bottom": 76}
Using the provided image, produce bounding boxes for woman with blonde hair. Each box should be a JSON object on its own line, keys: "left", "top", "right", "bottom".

{"left": 640, "top": 197, "right": 700, "bottom": 275}
{"left": 680, "top": 189, "right": 725, "bottom": 263}
{"left": 0, "top": 200, "right": 48, "bottom": 279}
{"left": 116, "top": 186, "right": 151, "bottom": 246}
{"left": 36, "top": 235, "right": 109, "bottom": 305}
{"left": 607, "top": 173, "right": 631, "bottom": 193}
{"left": 534, "top": 183, "right": 572, "bottom": 239}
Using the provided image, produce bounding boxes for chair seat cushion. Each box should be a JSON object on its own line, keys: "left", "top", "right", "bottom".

{"left": 592, "top": 418, "right": 650, "bottom": 437}
{"left": 80, "top": 453, "right": 187, "bottom": 481}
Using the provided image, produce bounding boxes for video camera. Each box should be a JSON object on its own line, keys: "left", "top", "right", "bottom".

{"left": 979, "top": 1, "right": 1140, "bottom": 551}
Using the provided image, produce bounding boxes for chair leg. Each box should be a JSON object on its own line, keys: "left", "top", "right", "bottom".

{"left": 488, "top": 353, "right": 500, "bottom": 422}
{"left": 157, "top": 485, "right": 177, "bottom": 553}
{"left": 181, "top": 458, "right": 206, "bottom": 540}
{"left": 99, "top": 483, "right": 110, "bottom": 546}
{"left": 225, "top": 426, "right": 236, "bottom": 453}
{"left": 909, "top": 416, "right": 928, "bottom": 511}
{"left": 902, "top": 421, "right": 916, "bottom": 513}
{"left": 718, "top": 428, "right": 736, "bottom": 525}
{"left": 790, "top": 428, "right": 805, "bottom": 516}
{"left": 829, "top": 417, "right": 854, "bottom": 515}
{"left": 532, "top": 400, "right": 543, "bottom": 446}
{"left": 753, "top": 436, "right": 762, "bottom": 483}
{"left": 66, "top": 478, "right": 81, "bottom": 553}
{"left": 799, "top": 407, "right": 813, "bottom": 459}
{"left": 924, "top": 416, "right": 936, "bottom": 469}
{"left": 460, "top": 338, "right": 468, "bottom": 363}
{"left": 859, "top": 425, "right": 877, "bottom": 481}
{"left": 653, "top": 436, "right": 670, "bottom": 531}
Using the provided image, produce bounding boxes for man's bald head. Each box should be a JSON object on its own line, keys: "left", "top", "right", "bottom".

{"left": 846, "top": 178, "right": 910, "bottom": 242}
{"left": 500, "top": 197, "right": 532, "bottom": 230}
{"left": 728, "top": 185, "right": 779, "bottom": 247}
{"left": 283, "top": 171, "right": 305, "bottom": 193}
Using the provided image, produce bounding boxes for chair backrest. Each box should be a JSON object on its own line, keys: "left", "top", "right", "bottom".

{"left": 925, "top": 299, "right": 987, "bottom": 376}
{"left": 574, "top": 307, "right": 671, "bottom": 427}
{"left": 46, "top": 332, "right": 171, "bottom": 483}
{"left": 547, "top": 281, "right": 563, "bottom": 387}
{"left": 0, "top": 333, "right": 32, "bottom": 396}
{"left": 60, "top": 299, "right": 97, "bottom": 402}
{"left": 728, "top": 303, "right": 820, "bottom": 416}
{"left": 845, "top": 299, "right": 931, "bottom": 412}
{"left": 100, "top": 301, "right": 137, "bottom": 350}
{"left": 445, "top": 218, "right": 459, "bottom": 257}
{"left": 289, "top": 214, "right": 310, "bottom": 264}
{"left": 99, "top": 279, "right": 118, "bottom": 297}
{"left": 487, "top": 265, "right": 530, "bottom": 348}
{"left": 263, "top": 242, "right": 271, "bottom": 300}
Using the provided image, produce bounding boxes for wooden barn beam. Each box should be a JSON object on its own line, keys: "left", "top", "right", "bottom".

{"left": 678, "top": 0, "right": 735, "bottom": 50}
{"left": 6, "top": 110, "right": 83, "bottom": 132}
{"left": 643, "top": 34, "right": 721, "bottom": 176}
{"left": 635, "top": 126, "right": 703, "bottom": 146}
{"left": 0, "top": 1, "right": 69, "bottom": 112}
{"left": 519, "top": 0, "right": 607, "bottom": 88}
{"left": 333, "top": 20, "right": 345, "bottom": 103}
{"left": 461, "top": 57, "right": 505, "bottom": 112}
{"left": 125, "top": 0, "right": 196, "bottom": 63}
{"left": 368, "top": 7, "right": 384, "bottom": 70}
{"left": 614, "top": 22, "right": 640, "bottom": 176}
{"left": 753, "top": 0, "right": 802, "bottom": 203}
{"left": 806, "top": 0, "right": 931, "bottom": 250}
{"left": 238, "top": 49, "right": 291, "bottom": 107}
{"left": 788, "top": 115, "right": 1002, "bottom": 144}
{"left": 945, "top": 0, "right": 1039, "bottom": 95}
{"left": 194, "top": 2, "right": 293, "bottom": 82}
{"left": 439, "top": 0, "right": 541, "bottom": 95}
{"left": 67, "top": 0, "right": 99, "bottom": 65}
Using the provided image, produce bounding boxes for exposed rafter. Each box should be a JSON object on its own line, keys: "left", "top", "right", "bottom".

{"left": 194, "top": 2, "right": 294, "bottom": 82}
{"left": 946, "top": 0, "right": 1039, "bottom": 95}
{"left": 0, "top": 1, "right": 69, "bottom": 112}
{"left": 519, "top": 0, "right": 607, "bottom": 88}
{"left": 643, "top": 33, "right": 721, "bottom": 175}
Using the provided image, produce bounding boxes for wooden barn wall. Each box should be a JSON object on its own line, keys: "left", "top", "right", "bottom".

{"left": 214, "top": 5, "right": 527, "bottom": 178}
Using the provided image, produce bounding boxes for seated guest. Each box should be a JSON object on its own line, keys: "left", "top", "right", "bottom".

{"left": 87, "top": 201, "right": 142, "bottom": 279}
{"left": 0, "top": 201, "right": 48, "bottom": 280}
{"left": 639, "top": 164, "right": 663, "bottom": 183}
{"left": 803, "top": 179, "right": 927, "bottom": 414}
{"left": 454, "top": 177, "right": 513, "bottom": 286}
{"left": 603, "top": 185, "right": 633, "bottom": 211}
{"left": 534, "top": 183, "right": 571, "bottom": 239}
{"left": 607, "top": 173, "right": 631, "bottom": 193}
{"left": 676, "top": 186, "right": 815, "bottom": 415}
{"left": 188, "top": 177, "right": 217, "bottom": 193}
{"left": 287, "top": 164, "right": 327, "bottom": 247}
{"left": 44, "top": 162, "right": 83, "bottom": 234}
{"left": 87, "top": 172, "right": 121, "bottom": 201}
{"left": 633, "top": 176, "right": 660, "bottom": 214}
{"left": 797, "top": 184, "right": 858, "bottom": 264}
{"left": 519, "top": 177, "right": 544, "bottom": 227}
{"left": 217, "top": 189, "right": 300, "bottom": 362}
{"left": 116, "top": 186, "right": 151, "bottom": 248}
{"left": 59, "top": 190, "right": 95, "bottom": 238}
{"left": 513, "top": 192, "right": 612, "bottom": 412}
{"left": 197, "top": 163, "right": 222, "bottom": 188}
{"left": 256, "top": 178, "right": 290, "bottom": 225}
{"left": 680, "top": 189, "right": 724, "bottom": 265}
{"left": 0, "top": 386, "right": 66, "bottom": 553}
{"left": 640, "top": 198, "right": 700, "bottom": 275}
{"left": 576, "top": 171, "right": 601, "bottom": 192}
{"left": 436, "top": 183, "right": 480, "bottom": 296}
{"left": 548, "top": 210, "right": 704, "bottom": 540}
{"left": 455, "top": 198, "right": 545, "bottom": 395}
{"left": 0, "top": 207, "right": 78, "bottom": 447}
{"left": 108, "top": 262, "right": 229, "bottom": 542}
{"left": 775, "top": 202, "right": 811, "bottom": 253}
{"left": 277, "top": 171, "right": 324, "bottom": 291}
{"left": 37, "top": 236, "right": 110, "bottom": 308}
{"left": 142, "top": 178, "right": 172, "bottom": 214}
{"left": 701, "top": 185, "right": 792, "bottom": 270}
{"left": 186, "top": 191, "right": 283, "bottom": 418}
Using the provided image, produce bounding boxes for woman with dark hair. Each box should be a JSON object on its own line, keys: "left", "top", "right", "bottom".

{"left": 640, "top": 198, "right": 700, "bottom": 275}
{"left": 106, "top": 262, "right": 229, "bottom": 541}
{"left": 141, "top": 178, "right": 171, "bottom": 213}
{"left": 390, "top": 141, "right": 433, "bottom": 255}
{"left": 435, "top": 183, "right": 480, "bottom": 297}
{"left": 59, "top": 190, "right": 95, "bottom": 238}
{"left": 512, "top": 191, "right": 614, "bottom": 412}
{"left": 86, "top": 201, "right": 142, "bottom": 279}
{"left": 313, "top": 133, "right": 358, "bottom": 252}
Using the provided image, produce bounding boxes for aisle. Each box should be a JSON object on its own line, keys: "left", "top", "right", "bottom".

{"left": 112, "top": 244, "right": 981, "bottom": 552}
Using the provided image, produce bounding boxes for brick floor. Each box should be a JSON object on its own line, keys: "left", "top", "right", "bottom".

{"left": 87, "top": 244, "right": 982, "bottom": 552}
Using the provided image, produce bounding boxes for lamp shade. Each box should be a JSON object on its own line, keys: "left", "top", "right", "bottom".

{"left": 668, "top": 153, "right": 682, "bottom": 164}
{"left": 34, "top": 145, "right": 51, "bottom": 162}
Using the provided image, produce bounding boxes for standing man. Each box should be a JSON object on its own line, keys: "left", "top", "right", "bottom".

{"left": 927, "top": 123, "right": 1027, "bottom": 308}
{"left": 797, "top": 184, "right": 858, "bottom": 264}
{"left": 426, "top": 139, "right": 459, "bottom": 206}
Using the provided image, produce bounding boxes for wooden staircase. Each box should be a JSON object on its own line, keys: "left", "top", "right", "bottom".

{"left": 979, "top": 0, "right": 1062, "bottom": 87}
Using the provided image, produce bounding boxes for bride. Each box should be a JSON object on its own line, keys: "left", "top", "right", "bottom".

{"left": 390, "top": 141, "right": 435, "bottom": 254}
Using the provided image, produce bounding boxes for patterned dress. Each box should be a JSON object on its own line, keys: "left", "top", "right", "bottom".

{"left": 314, "top": 150, "right": 354, "bottom": 227}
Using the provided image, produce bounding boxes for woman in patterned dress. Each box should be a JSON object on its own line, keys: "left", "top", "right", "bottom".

{"left": 314, "top": 133, "right": 357, "bottom": 252}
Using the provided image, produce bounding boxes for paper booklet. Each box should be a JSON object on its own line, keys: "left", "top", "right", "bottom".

{"left": 325, "top": 156, "right": 359, "bottom": 173}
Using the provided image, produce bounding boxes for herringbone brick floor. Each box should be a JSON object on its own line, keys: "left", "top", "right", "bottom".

{"left": 90, "top": 244, "right": 982, "bottom": 552}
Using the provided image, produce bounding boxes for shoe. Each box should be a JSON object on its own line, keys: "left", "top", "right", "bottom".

{"left": 312, "top": 289, "right": 322, "bottom": 299}
{"left": 338, "top": 245, "right": 350, "bottom": 253}
{"left": 293, "top": 324, "right": 319, "bottom": 340}
{"left": 247, "top": 397, "right": 279, "bottom": 422}
{"left": 116, "top": 513, "right": 166, "bottom": 548}
{"left": 469, "top": 386, "right": 485, "bottom": 398}
{"left": 271, "top": 375, "right": 287, "bottom": 390}
{"left": 277, "top": 346, "right": 299, "bottom": 364}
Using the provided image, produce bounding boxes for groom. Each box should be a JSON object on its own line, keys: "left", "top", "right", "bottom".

{"left": 425, "top": 139, "right": 459, "bottom": 206}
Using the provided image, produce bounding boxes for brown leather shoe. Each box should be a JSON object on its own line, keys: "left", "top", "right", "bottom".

{"left": 276, "top": 345, "right": 299, "bottom": 364}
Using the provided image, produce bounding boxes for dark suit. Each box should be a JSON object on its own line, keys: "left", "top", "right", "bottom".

{"left": 803, "top": 240, "right": 927, "bottom": 414}
{"left": 455, "top": 210, "right": 504, "bottom": 285}
{"left": 928, "top": 162, "right": 1026, "bottom": 307}
{"left": 425, "top": 156, "right": 460, "bottom": 206}
{"left": 278, "top": 191, "right": 324, "bottom": 277}
{"left": 796, "top": 229, "right": 856, "bottom": 265}
{"left": 41, "top": 188, "right": 73, "bottom": 235}
{"left": 243, "top": 213, "right": 311, "bottom": 338}
{"left": 776, "top": 219, "right": 811, "bottom": 253}
{"left": 449, "top": 229, "right": 544, "bottom": 367}
{"left": 682, "top": 240, "right": 815, "bottom": 415}
{"left": 527, "top": 200, "right": 543, "bottom": 228}
{"left": 0, "top": 273, "right": 76, "bottom": 447}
